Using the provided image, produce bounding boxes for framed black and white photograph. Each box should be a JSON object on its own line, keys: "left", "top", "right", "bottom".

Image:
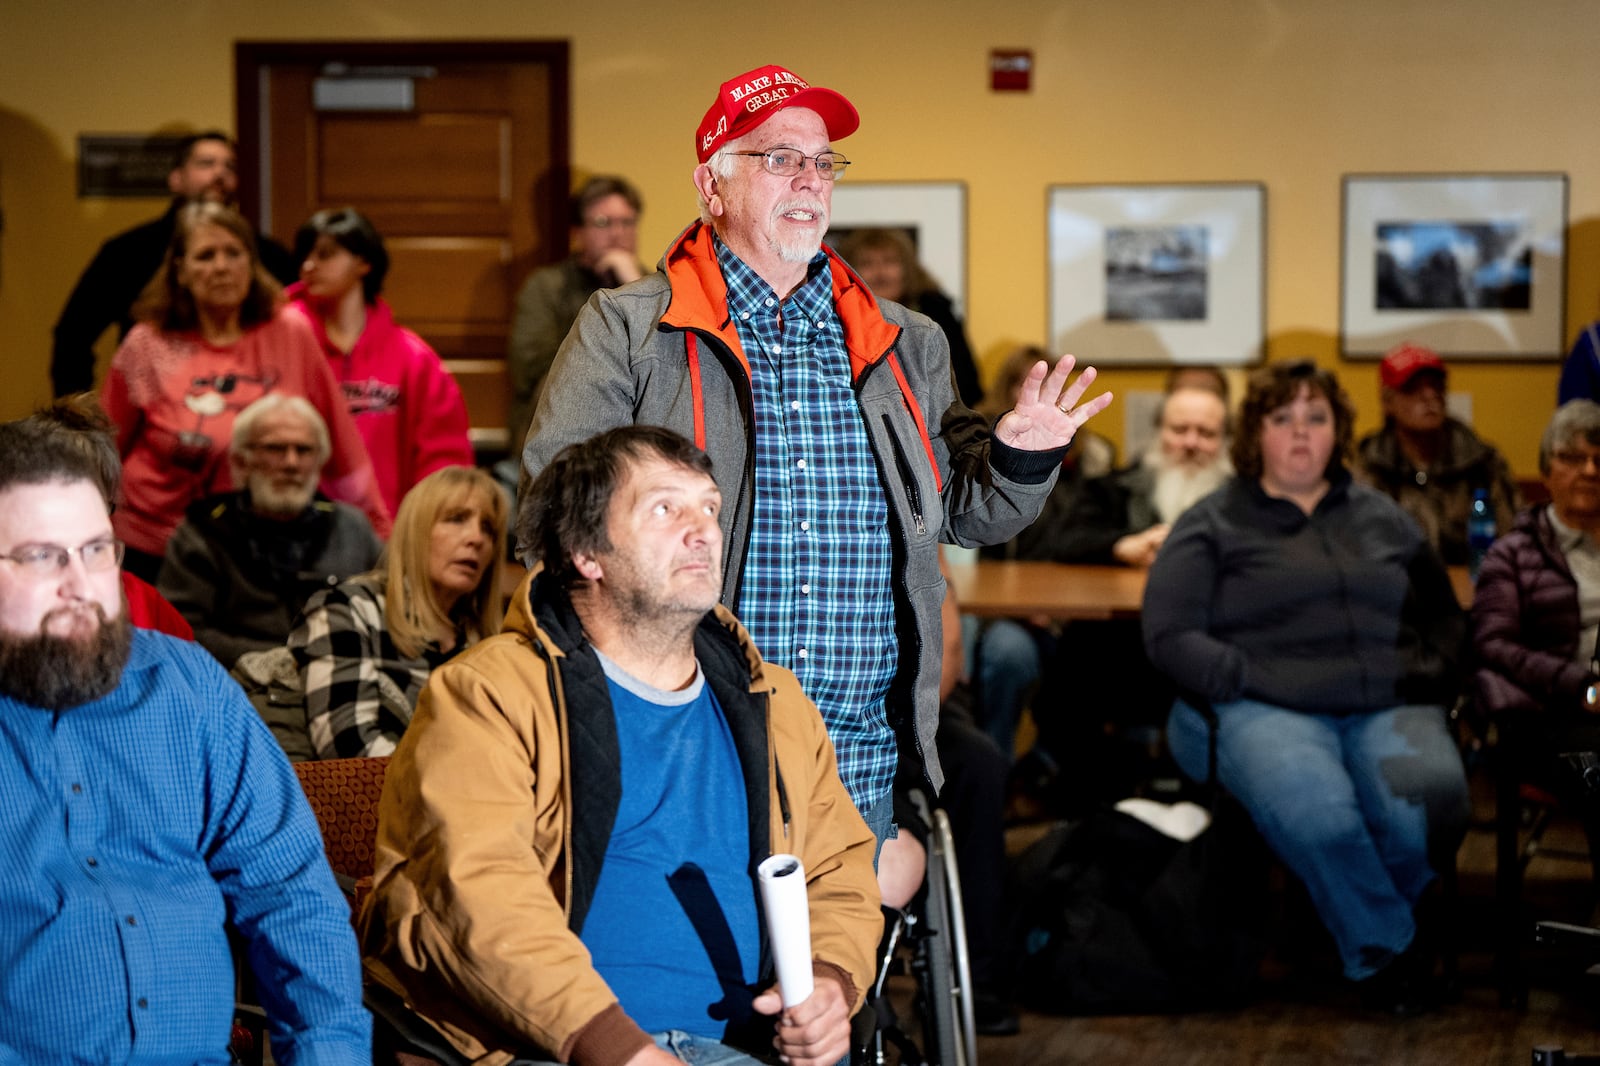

{"left": 1340, "top": 174, "right": 1567, "bottom": 358}
{"left": 825, "top": 181, "right": 967, "bottom": 315}
{"left": 1047, "top": 183, "right": 1265, "bottom": 366}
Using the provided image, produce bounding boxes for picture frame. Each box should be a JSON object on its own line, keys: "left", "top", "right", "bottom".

{"left": 1340, "top": 173, "right": 1568, "bottom": 359}
{"left": 1047, "top": 183, "right": 1265, "bottom": 366}
{"left": 825, "top": 181, "right": 967, "bottom": 316}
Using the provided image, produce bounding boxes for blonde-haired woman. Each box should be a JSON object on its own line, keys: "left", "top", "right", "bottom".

{"left": 294, "top": 465, "right": 507, "bottom": 759}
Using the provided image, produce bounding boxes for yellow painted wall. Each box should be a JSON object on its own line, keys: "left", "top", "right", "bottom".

{"left": 3, "top": 0, "right": 1597, "bottom": 474}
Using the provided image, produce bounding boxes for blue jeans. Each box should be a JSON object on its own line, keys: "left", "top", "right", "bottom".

{"left": 509, "top": 1030, "right": 763, "bottom": 1065}
{"left": 1165, "top": 698, "right": 1469, "bottom": 980}
{"left": 861, "top": 788, "right": 897, "bottom": 869}
{"left": 651, "top": 1030, "right": 765, "bottom": 1065}
{"left": 961, "top": 615, "right": 1043, "bottom": 760}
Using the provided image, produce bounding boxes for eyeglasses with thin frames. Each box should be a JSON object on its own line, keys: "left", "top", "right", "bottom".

{"left": 0, "top": 538, "right": 125, "bottom": 579}
{"left": 728, "top": 148, "right": 851, "bottom": 181}
{"left": 1553, "top": 449, "right": 1600, "bottom": 471}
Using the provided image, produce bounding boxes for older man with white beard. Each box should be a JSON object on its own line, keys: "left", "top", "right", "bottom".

{"left": 159, "top": 393, "right": 381, "bottom": 668}
{"left": 523, "top": 63, "right": 1110, "bottom": 844}
{"left": 1098, "top": 385, "right": 1233, "bottom": 567}
{"left": 1014, "top": 384, "right": 1232, "bottom": 568}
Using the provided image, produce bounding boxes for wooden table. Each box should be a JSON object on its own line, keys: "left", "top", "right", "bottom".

{"left": 946, "top": 561, "right": 1148, "bottom": 621}
{"left": 946, "top": 560, "right": 1476, "bottom": 621}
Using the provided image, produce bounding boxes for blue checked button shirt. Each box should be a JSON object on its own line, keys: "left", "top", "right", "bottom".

{"left": 718, "top": 240, "right": 899, "bottom": 812}
{"left": 0, "top": 630, "right": 369, "bottom": 1065}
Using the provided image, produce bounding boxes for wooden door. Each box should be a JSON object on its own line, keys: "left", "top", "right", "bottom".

{"left": 236, "top": 41, "right": 570, "bottom": 456}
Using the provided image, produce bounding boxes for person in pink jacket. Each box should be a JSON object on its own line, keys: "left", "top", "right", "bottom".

{"left": 101, "top": 202, "right": 389, "bottom": 583}
{"left": 288, "top": 207, "right": 474, "bottom": 516}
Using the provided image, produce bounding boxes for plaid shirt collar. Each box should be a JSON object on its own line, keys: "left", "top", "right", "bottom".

{"left": 714, "top": 237, "right": 833, "bottom": 329}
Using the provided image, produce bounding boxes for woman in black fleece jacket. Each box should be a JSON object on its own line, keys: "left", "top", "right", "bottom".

{"left": 1143, "top": 361, "right": 1468, "bottom": 1015}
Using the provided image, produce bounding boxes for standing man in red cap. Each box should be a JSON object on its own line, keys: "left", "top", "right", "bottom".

{"left": 1354, "top": 341, "right": 1518, "bottom": 565}
{"left": 521, "top": 64, "right": 1110, "bottom": 847}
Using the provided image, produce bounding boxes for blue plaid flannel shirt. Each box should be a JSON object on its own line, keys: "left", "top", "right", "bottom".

{"left": 717, "top": 240, "right": 898, "bottom": 813}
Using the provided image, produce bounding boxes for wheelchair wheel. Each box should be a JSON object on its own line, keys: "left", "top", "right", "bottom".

{"left": 932, "top": 809, "right": 978, "bottom": 1061}
{"left": 909, "top": 799, "right": 977, "bottom": 1066}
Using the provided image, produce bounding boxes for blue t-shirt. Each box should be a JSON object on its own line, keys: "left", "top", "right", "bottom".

{"left": 580, "top": 651, "right": 760, "bottom": 1038}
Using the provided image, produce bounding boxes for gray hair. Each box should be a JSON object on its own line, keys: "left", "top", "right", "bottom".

{"left": 230, "top": 394, "right": 331, "bottom": 467}
{"left": 696, "top": 145, "right": 742, "bottom": 223}
{"left": 1540, "top": 400, "right": 1600, "bottom": 474}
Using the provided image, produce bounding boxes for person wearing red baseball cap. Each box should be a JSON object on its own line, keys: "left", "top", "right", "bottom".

{"left": 523, "top": 59, "right": 1108, "bottom": 868}
{"left": 1353, "top": 341, "right": 1519, "bottom": 565}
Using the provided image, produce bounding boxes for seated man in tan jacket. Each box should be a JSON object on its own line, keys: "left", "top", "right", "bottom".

{"left": 361, "top": 425, "right": 880, "bottom": 1066}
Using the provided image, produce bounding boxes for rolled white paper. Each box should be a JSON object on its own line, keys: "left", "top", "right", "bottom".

{"left": 756, "top": 853, "right": 814, "bottom": 1007}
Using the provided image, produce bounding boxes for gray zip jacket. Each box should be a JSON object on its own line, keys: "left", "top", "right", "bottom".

{"left": 522, "top": 221, "right": 1063, "bottom": 790}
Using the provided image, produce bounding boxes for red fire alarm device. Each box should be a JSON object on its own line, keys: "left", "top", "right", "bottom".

{"left": 990, "top": 50, "right": 1032, "bottom": 92}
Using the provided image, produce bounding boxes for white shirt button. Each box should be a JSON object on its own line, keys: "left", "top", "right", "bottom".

{"left": 796, "top": 459, "right": 806, "bottom": 470}
{"left": 771, "top": 344, "right": 781, "bottom": 354}
{"left": 790, "top": 400, "right": 801, "bottom": 411}
{"left": 800, "top": 521, "right": 810, "bottom": 532}
{"left": 741, "top": 311, "right": 751, "bottom": 320}
{"left": 798, "top": 648, "right": 808, "bottom": 659}
{"left": 801, "top": 583, "right": 811, "bottom": 594}
{"left": 765, "top": 297, "right": 776, "bottom": 307}
{"left": 815, "top": 318, "right": 826, "bottom": 329}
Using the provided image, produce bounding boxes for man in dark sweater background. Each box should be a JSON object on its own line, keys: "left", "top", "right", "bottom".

{"left": 51, "top": 130, "right": 296, "bottom": 396}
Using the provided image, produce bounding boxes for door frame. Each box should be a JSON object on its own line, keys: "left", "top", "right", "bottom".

{"left": 233, "top": 39, "right": 571, "bottom": 264}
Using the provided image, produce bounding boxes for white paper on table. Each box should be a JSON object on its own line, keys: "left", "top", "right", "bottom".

{"left": 756, "top": 853, "right": 814, "bottom": 1007}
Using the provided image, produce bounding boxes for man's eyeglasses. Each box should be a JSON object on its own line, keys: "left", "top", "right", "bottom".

{"left": 1553, "top": 449, "right": 1600, "bottom": 471}
{"left": 0, "top": 538, "right": 125, "bottom": 578}
{"left": 585, "top": 215, "right": 638, "bottom": 231}
{"left": 250, "top": 441, "right": 319, "bottom": 460}
{"left": 728, "top": 149, "right": 851, "bottom": 181}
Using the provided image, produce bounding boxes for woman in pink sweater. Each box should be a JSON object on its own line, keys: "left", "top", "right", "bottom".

{"left": 102, "top": 202, "right": 389, "bottom": 582}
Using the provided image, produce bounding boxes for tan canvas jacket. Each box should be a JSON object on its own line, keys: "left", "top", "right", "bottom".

{"left": 359, "top": 570, "right": 881, "bottom": 1065}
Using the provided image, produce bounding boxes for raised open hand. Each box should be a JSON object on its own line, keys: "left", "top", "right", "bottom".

{"left": 994, "top": 354, "right": 1114, "bottom": 452}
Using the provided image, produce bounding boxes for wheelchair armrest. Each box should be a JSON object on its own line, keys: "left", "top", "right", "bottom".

{"left": 849, "top": 1001, "right": 878, "bottom": 1066}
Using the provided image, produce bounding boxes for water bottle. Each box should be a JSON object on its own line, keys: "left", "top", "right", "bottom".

{"left": 1467, "top": 488, "right": 1495, "bottom": 581}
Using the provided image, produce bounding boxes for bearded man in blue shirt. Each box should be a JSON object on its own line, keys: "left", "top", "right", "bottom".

{"left": 0, "top": 415, "right": 368, "bottom": 1063}
{"left": 523, "top": 63, "right": 1112, "bottom": 846}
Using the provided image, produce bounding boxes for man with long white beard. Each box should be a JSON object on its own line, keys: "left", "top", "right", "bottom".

{"left": 1052, "top": 384, "right": 1233, "bottom": 567}
{"left": 159, "top": 392, "right": 381, "bottom": 668}
{"left": 0, "top": 414, "right": 368, "bottom": 1062}
{"left": 523, "top": 63, "right": 1111, "bottom": 845}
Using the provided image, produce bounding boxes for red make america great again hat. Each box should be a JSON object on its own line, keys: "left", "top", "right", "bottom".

{"left": 1380, "top": 341, "right": 1447, "bottom": 390}
{"left": 695, "top": 64, "right": 860, "bottom": 164}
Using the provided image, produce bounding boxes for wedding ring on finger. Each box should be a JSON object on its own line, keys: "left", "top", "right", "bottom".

{"left": 1056, "top": 399, "right": 1072, "bottom": 415}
